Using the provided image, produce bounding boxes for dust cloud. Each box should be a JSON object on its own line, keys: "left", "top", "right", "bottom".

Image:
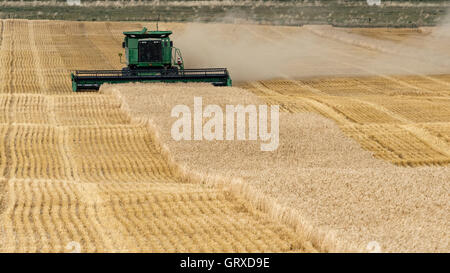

{"left": 173, "top": 22, "right": 296, "bottom": 82}
{"left": 172, "top": 14, "right": 450, "bottom": 82}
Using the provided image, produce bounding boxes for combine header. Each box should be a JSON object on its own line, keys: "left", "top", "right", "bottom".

{"left": 71, "top": 27, "right": 232, "bottom": 91}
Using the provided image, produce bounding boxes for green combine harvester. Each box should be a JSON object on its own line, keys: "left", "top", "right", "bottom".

{"left": 71, "top": 27, "right": 232, "bottom": 91}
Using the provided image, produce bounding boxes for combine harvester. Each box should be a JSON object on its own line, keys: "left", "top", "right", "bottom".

{"left": 71, "top": 27, "right": 232, "bottom": 91}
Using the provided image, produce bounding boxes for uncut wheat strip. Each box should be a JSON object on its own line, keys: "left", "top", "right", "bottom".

{"left": 107, "top": 84, "right": 318, "bottom": 251}
{"left": 108, "top": 83, "right": 450, "bottom": 252}
{"left": 109, "top": 86, "right": 329, "bottom": 252}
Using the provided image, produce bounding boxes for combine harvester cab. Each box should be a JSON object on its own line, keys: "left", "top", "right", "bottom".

{"left": 71, "top": 27, "right": 232, "bottom": 91}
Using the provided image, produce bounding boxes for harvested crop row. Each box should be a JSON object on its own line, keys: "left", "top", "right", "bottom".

{"left": 0, "top": 120, "right": 314, "bottom": 252}
{"left": 0, "top": 20, "right": 41, "bottom": 93}
{"left": 342, "top": 124, "right": 450, "bottom": 166}
{"left": 421, "top": 123, "right": 450, "bottom": 144}
{"left": 0, "top": 125, "right": 7, "bottom": 177}
{"left": 8, "top": 94, "right": 49, "bottom": 124}
{"left": 7, "top": 125, "right": 72, "bottom": 180}
{"left": 0, "top": 178, "right": 312, "bottom": 253}
{"left": 66, "top": 125, "right": 178, "bottom": 183}
{"left": 245, "top": 78, "right": 450, "bottom": 166}
{"left": 53, "top": 94, "right": 130, "bottom": 126}
{"left": 360, "top": 96, "right": 450, "bottom": 123}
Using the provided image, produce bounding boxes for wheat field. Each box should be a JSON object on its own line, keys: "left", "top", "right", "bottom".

{"left": 0, "top": 19, "right": 318, "bottom": 253}
{"left": 109, "top": 83, "right": 449, "bottom": 253}
{"left": 240, "top": 78, "right": 450, "bottom": 166}
{"left": 0, "top": 19, "right": 448, "bottom": 252}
